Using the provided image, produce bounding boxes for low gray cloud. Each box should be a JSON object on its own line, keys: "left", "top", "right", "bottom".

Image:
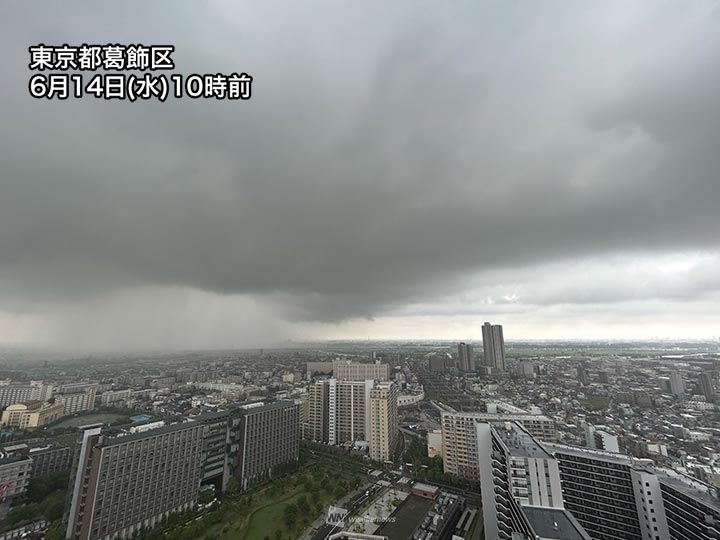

{"left": 1, "top": 1, "right": 719, "bottom": 345}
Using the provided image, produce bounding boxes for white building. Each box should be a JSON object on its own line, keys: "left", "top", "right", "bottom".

{"left": 0, "top": 381, "right": 53, "bottom": 408}
{"left": 584, "top": 423, "right": 620, "bottom": 453}
{"left": 476, "top": 421, "right": 564, "bottom": 540}
{"left": 442, "top": 412, "right": 557, "bottom": 478}
{"left": 96, "top": 389, "right": 132, "bottom": 406}
{"left": 54, "top": 383, "right": 98, "bottom": 415}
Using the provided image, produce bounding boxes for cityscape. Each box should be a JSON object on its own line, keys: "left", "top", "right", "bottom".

{"left": 0, "top": 331, "right": 716, "bottom": 539}
{"left": 3, "top": 1, "right": 720, "bottom": 540}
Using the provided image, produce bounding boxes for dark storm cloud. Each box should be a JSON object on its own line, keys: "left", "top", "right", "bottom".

{"left": 1, "top": 0, "right": 720, "bottom": 329}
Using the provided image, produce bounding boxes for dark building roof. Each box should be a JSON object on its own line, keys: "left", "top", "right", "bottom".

{"left": 522, "top": 507, "right": 592, "bottom": 540}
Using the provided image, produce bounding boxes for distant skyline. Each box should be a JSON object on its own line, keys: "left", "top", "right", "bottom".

{"left": 2, "top": 1, "right": 720, "bottom": 349}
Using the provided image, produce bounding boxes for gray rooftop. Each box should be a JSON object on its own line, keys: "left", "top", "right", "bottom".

{"left": 492, "top": 421, "right": 553, "bottom": 459}
{"left": 240, "top": 400, "right": 296, "bottom": 415}
{"left": 100, "top": 420, "right": 206, "bottom": 447}
{"left": 544, "top": 442, "right": 636, "bottom": 466}
{"left": 522, "top": 506, "right": 592, "bottom": 540}
{"left": 657, "top": 469, "right": 720, "bottom": 512}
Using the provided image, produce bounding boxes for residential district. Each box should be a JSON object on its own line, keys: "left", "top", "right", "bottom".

{"left": 0, "top": 324, "right": 717, "bottom": 540}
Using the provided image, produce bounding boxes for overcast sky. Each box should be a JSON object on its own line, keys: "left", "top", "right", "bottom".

{"left": 1, "top": 1, "right": 720, "bottom": 349}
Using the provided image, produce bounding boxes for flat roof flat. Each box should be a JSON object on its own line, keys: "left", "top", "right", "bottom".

{"left": 375, "top": 494, "right": 434, "bottom": 540}
{"left": 544, "top": 442, "right": 635, "bottom": 466}
{"left": 658, "top": 470, "right": 720, "bottom": 512}
{"left": 412, "top": 482, "right": 439, "bottom": 492}
{"left": 491, "top": 421, "right": 553, "bottom": 459}
{"left": 522, "top": 507, "right": 591, "bottom": 540}
{"left": 100, "top": 421, "right": 205, "bottom": 447}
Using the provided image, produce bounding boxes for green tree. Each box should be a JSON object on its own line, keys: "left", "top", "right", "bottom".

{"left": 7, "top": 502, "right": 40, "bottom": 525}
{"left": 44, "top": 519, "right": 64, "bottom": 540}
{"left": 43, "top": 491, "right": 66, "bottom": 521}
{"left": 284, "top": 502, "right": 297, "bottom": 527}
{"left": 225, "top": 476, "right": 240, "bottom": 497}
{"left": 198, "top": 489, "right": 214, "bottom": 505}
{"left": 297, "top": 494, "right": 310, "bottom": 514}
{"left": 27, "top": 471, "right": 69, "bottom": 503}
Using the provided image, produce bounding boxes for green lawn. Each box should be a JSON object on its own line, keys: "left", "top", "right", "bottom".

{"left": 579, "top": 396, "right": 610, "bottom": 411}
{"left": 242, "top": 491, "right": 308, "bottom": 540}
{"left": 187, "top": 464, "right": 356, "bottom": 540}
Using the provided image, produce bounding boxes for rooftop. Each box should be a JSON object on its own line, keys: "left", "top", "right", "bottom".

{"left": 374, "top": 494, "right": 434, "bottom": 540}
{"left": 412, "top": 482, "right": 439, "bottom": 493}
{"left": 656, "top": 468, "right": 720, "bottom": 511}
{"left": 99, "top": 420, "right": 205, "bottom": 447}
{"left": 492, "top": 421, "right": 553, "bottom": 459}
{"left": 544, "top": 442, "right": 638, "bottom": 466}
{"left": 522, "top": 506, "right": 592, "bottom": 540}
{"left": 239, "top": 400, "right": 296, "bottom": 415}
{"left": 443, "top": 411, "right": 553, "bottom": 422}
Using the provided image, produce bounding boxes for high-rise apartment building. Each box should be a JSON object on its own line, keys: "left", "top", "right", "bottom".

{"left": 333, "top": 360, "right": 390, "bottom": 381}
{"left": 584, "top": 424, "right": 620, "bottom": 453}
{"left": 457, "top": 343, "right": 475, "bottom": 372}
{"left": 657, "top": 469, "right": 720, "bottom": 540}
{"left": 537, "top": 440, "right": 720, "bottom": 540}
{"left": 305, "top": 379, "right": 374, "bottom": 444}
{"left": 630, "top": 468, "right": 671, "bottom": 540}
{"left": 0, "top": 381, "right": 53, "bottom": 408}
{"left": 189, "top": 401, "right": 301, "bottom": 493}
{"left": 669, "top": 372, "right": 685, "bottom": 398}
{"left": 475, "top": 422, "right": 590, "bottom": 540}
{"left": 544, "top": 443, "right": 645, "bottom": 540}
{"left": 699, "top": 372, "right": 716, "bottom": 403}
{"left": 329, "top": 379, "right": 375, "bottom": 444}
{"left": 296, "top": 395, "right": 309, "bottom": 438}
{"left": 488, "top": 422, "right": 563, "bottom": 505}
{"left": 368, "top": 382, "right": 398, "bottom": 462}
{"left": 482, "top": 322, "right": 506, "bottom": 371}
{"left": 194, "top": 410, "right": 232, "bottom": 489}
{"left": 442, "top": 411, "right": 557, "bottom": 478}
{"left": 577, "top": 365, "right": 589, "bottom": 385}
{"left": 442, "top": 412, "right": 558, "bottom": 481}
{"left": 442, "top": 412, "right": 481, "bottom": 480}
{"left": 55, "top": 383, "right": 98, "bottom": 415}
{"left": 231, "top": 401, "right": 300, "bottom": 490}
{"left": 66, "top": 422, "right": 206, "bottom": 540}
{"left": 306, "top": 378, "right": 399, "bottom": 463}
{"left": 478, "top": 423, "right": 552, "bottom": 540}
{"left": 306, "top": 380, "right": 329, "bottom": 442}
{"left": 582, "top": 464, "right": 720, "bottom": 540}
